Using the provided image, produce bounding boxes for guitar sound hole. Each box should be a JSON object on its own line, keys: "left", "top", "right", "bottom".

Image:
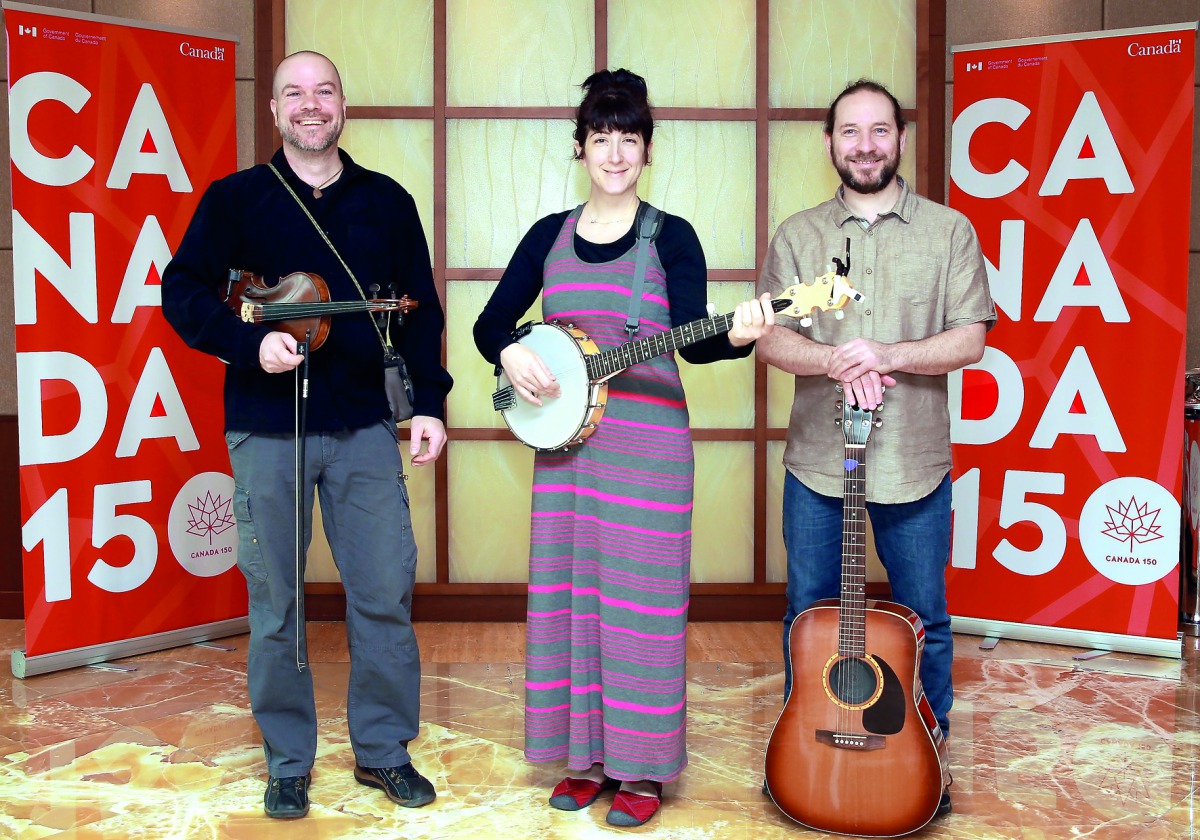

{"left": 827, "top": 657, "right": 879, "bottom": 706}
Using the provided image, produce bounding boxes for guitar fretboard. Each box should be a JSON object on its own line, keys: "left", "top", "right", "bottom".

{"left": 584, "top": 312, "right": 738, "bottom": 380}
{"left": 839, "top": 442, "right": 868, "bottom": 659}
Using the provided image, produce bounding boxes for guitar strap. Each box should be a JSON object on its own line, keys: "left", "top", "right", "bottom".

{"left": 625, "top": 201, "right": 663, "bottom": 336}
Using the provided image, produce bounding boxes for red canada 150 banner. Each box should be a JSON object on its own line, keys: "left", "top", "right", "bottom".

{"left": 948, "top": 24, "right": 1196, "bottom": 654}
{"left": 6, "top": 3, "right": 245, "bottom": 669}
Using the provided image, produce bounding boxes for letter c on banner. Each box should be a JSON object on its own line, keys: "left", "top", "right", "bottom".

{"left": 951, "top": 98, "right": 1031, "bottom": 198}
{"left": 9, "top": 71, "right": 95, "bottom": 186}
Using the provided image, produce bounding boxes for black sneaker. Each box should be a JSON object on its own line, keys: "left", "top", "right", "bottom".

{"left": 936, "top": 791, "right": 952, "bottom": 817}
{"left": 354, "top": 762, "right": 436, "bottom": 808}
{"left": 264, "top": 774, "right": 310, "bottom": 819}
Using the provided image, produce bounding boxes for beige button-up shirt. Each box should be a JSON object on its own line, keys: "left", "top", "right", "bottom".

{"left": 757, "top": 179, "right": 996, "bottom": 504}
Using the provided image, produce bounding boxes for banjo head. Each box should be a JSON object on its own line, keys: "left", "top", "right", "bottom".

{"left": 497, "top": 322, "right": 604, "bottom": 451}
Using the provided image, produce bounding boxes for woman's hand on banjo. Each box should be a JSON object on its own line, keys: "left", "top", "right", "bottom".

{"left": 500, "top": 341, "right": 561, "bottom": 406}
{"left": 728, "top": 292, "right": 776, "bottom": 347}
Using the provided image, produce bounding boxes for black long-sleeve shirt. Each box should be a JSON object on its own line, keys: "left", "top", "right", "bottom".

{"left": 473, "top": 209, "right": 755, "bottom": 366}
{"left": 162, "top": 148, "right": 453, "bottom": 432}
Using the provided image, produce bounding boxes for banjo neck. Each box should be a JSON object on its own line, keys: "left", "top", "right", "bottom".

{"left": 586, "top": 310, "right": 753, "bottom": 381}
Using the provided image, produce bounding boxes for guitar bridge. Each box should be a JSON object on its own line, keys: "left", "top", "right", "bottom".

{"left": 815, "top": 730, "right": 885, "bottom": 751}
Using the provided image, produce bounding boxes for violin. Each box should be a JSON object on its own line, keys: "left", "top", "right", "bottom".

{"left": 224, "top": 269, "right": 417, "bottom": 351}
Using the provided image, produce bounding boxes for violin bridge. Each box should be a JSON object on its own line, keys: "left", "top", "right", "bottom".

{"left": 240, "top": 302, "right": 256, "bottom": 323}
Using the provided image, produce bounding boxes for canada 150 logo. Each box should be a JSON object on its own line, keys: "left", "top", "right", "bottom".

{"left": 168, "top": 472, "right": 238, "bottom": 577}
{"left": 1079, "top": 476, "right": 1178, "bottom": 586}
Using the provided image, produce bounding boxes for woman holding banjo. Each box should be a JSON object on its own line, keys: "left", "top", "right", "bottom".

{"left": 473, "top": 68, "right": 774, "bottom": 827}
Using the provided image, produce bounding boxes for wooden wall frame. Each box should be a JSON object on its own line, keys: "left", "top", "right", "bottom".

{"left": 254, "top": 0, "right": 943, "bottom": 621}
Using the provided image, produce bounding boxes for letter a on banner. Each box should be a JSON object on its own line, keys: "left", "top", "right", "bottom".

{"left": 5, "top": 3, "right": 246, "bottom": 676}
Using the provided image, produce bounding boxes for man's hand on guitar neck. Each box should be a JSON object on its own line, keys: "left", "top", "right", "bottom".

{"left": 839, "top": 370, "right": 896, "bottom": 410}
{"left": 500, "top": 341, "right": 561, "bottom": 407}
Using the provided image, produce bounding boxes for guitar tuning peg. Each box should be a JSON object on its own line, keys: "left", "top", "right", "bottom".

{"left": 833, "top": 383, "right": 844, "bottom": 393}
{"left": 834, "top": 418, "right": 842, "bottom": 426}
{"left": 873, "top": 419, "right": 883, "bottom": 428}
{"left": 834, "top": 310, "right": 845, "bottom": 320}
{"left": 835, "top": 400, "right": 843, "bottom": 410}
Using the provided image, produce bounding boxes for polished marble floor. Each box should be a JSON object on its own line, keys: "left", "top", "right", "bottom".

{"left": 0, "top": 619, "right": 1197, "bottom": 838}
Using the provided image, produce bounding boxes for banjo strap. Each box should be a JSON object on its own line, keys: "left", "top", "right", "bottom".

{"left": 625, "top": 202, "right": 663, "bottom": 336}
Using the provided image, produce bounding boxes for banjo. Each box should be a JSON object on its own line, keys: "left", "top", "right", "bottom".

{"left": 493, "top": 272, "right": 865, "bottom": 451}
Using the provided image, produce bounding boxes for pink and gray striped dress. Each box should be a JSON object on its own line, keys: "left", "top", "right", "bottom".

{"left": 524, "top": 206, "right": 692, "bottom": 783}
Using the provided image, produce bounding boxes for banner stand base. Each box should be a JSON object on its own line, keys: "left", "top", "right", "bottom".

{"left": 951, "top": 616, "right": 1182, "bottom": 660}
{"left": 11, "top": 616, "right": 249, "bottom": 679}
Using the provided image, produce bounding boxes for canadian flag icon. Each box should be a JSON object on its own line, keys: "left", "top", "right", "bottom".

{"left": 965, "top": 61, "right": 983, "bottom": 72}
{"left": 18, "top": 25, "right": 38, "bottom": 37}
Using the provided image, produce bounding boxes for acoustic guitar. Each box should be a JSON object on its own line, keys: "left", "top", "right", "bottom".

{"left": 492, "top": 270, "right": 864, "bottom": 451}
{"left": 764, "top": 391, "right": 949, "bottom": 837}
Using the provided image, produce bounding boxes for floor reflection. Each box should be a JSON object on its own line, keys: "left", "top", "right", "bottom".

{"left": 1, "top": 620, "right": 1196, "bottom": 838}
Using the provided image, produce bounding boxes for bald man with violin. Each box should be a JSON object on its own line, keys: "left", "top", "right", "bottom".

{"left": 162, "top": 50, "right": 452, "bottom": 820}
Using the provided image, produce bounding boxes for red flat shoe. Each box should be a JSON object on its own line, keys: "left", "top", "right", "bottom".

{"left": 548, "top": 775, "right": 617, "bottom": 811}
{"left": 606, "top": 782, "right": 663, "bottom": 827}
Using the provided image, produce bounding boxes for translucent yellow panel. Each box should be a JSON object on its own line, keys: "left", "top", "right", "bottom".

{"left": 286, "top": 0, "right": 433, "bottom": 106}
{"left": 304, "top": 448, "right": 437, "bottom": 584}
{"left": 339, "top": 120, "right": 435, "bottom": 259}
{"left": 767, "top": 122, "right": 917, "bottom": 240}
{"left": 446, "top": 280, "right": 543, "bottom": 429}
{"left": 678, "top": 282, "right": 756, "bottom": 428}
{"left": 766, "top": 442, "right": 884, "bottom": 585}
{"left": 692, "top": 442, "right": 753, "bottom": 583}
{"left": 446, "top": 120, "right": 590, "bottom": 269}
{"left": 448, "top": 441, "right": 534, "bottom": 582}
{"left": 767, "top": 365, "right": 795, "bottom": 429}
{"left": 447, "top": 0, "right": 593, "bottom": 107}
{"left": 608, "top": 0, "right": 755, "bottom": 107}
{"left": 766, "top": 441, "right": 786, "bottom": 583}
{"left": 769, "top": 0, "right": 916, "bottom": 108}
{"left": 640, "top": 121, "right": 756, "bottom": 269}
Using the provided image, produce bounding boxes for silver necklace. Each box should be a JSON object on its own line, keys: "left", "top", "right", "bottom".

{"left": 587, "top": 198, "right": 638, "bottom": 224}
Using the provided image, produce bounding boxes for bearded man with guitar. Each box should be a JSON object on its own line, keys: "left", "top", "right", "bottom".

{"left": 755, "top": 79, "right": 995, "bottom": 828}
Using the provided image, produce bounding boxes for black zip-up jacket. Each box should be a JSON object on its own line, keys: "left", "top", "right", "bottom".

{"left": 162, "top": 148, "right": 453, "bottom": 432}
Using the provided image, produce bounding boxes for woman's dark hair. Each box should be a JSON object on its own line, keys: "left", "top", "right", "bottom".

{"left": 823, "top": 78, "right": 906, "bottom": 136}
{"left": 572, "top": 68, "right": 654, "bottom": 159}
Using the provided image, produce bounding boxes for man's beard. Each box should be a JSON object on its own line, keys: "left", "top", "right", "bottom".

{"left": 279, "top": 115, "right": 343, "bottom": 153}
{"left": 834, "top": 152, "right": 900, "bottom": 195}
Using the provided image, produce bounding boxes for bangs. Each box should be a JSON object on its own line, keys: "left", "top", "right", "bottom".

{"left": 584, "top": 96, "right": 651, "bottom": 139}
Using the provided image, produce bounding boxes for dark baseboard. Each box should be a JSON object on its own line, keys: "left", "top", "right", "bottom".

{"left": 303, "top": 587, "right": 891, "bottom": 623}
{"left": 0, "top": 591, "right": 23, "bottom": 621}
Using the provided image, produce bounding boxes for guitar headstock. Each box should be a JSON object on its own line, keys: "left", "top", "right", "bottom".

{"left": 837, "top": 385, "right": 882, "bottom": 446}
{"left": 777, "top": 271, "right": 865, "bottom": 327}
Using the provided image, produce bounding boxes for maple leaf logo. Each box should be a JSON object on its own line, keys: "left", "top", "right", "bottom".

{"left": 186, "top": 491, "right": 236, "bottom": 544}
{"left": 1099, "top": 496, "right": 1164, "bottom": 550}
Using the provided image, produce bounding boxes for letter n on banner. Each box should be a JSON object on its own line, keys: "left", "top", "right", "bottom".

{"left": 5, "top": 3, "right": 246, "bottom": 676}
{"left": 947, "top": 23, "right": 1196, "bottom": 657}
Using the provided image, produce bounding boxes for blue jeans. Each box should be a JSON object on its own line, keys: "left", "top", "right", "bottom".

{"left": 227, "top": 421, "right": 421, "bottom": 777}
{"left": 781, "top": 471, "right": 953, "bottom": 736}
